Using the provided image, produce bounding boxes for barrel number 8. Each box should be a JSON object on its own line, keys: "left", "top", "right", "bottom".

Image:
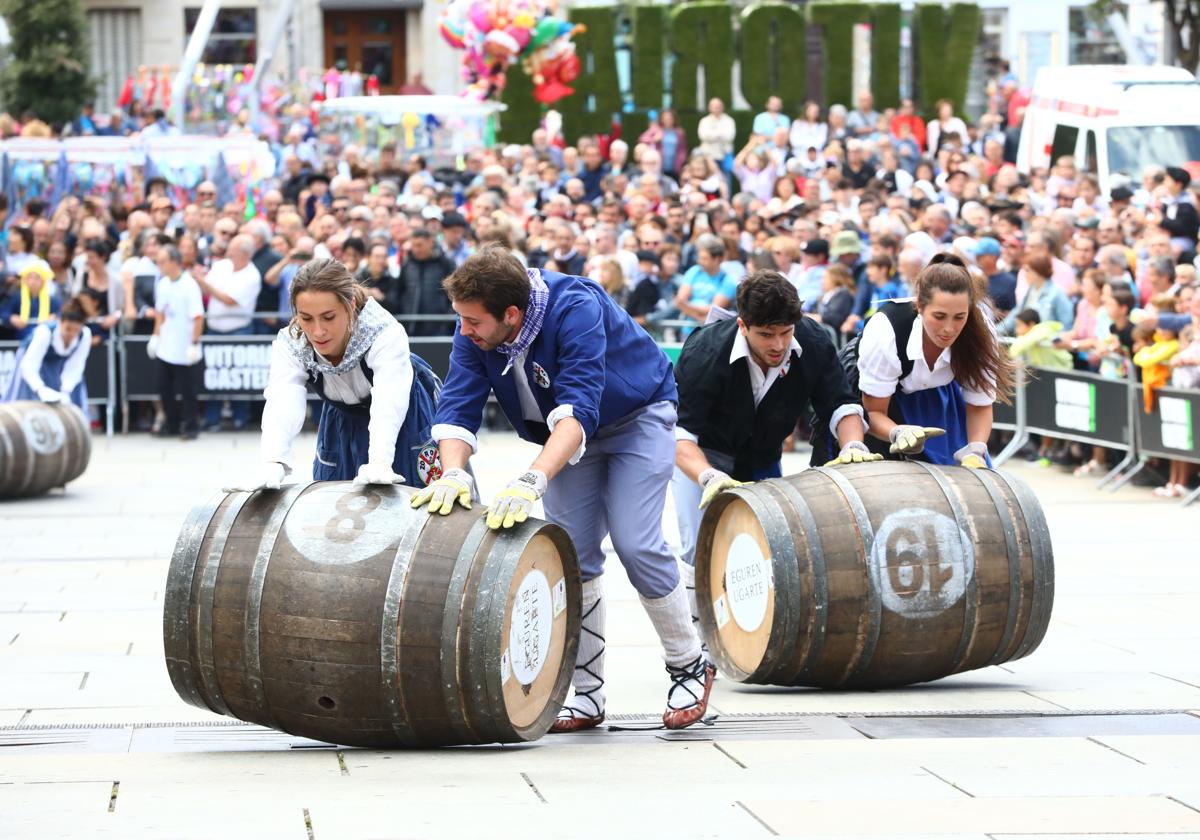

{"left": 873, "top": 508, "right": 974, "bottom": 620}
{"left": 324, "top": 490, "right": 382, "bottom": 542}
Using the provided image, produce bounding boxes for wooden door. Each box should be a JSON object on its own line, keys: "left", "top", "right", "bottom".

{"left": 323, "top": 10, "right": 407, "bottom": 94}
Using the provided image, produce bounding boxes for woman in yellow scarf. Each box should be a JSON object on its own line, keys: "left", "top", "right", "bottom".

{"left": 2, "top": 260, "right": 61, "bottom": 340}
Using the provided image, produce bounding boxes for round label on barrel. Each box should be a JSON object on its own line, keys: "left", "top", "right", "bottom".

{"left": 283, "top": 486, "right": 394, "bottom": 565}
{"left": 21, "top": 409, "right": 65, "bottom": 455}
{"left": 508, "top": 569, "right": 552, "bottom": 686}
{"left": 873, "top": 508, "right": 975, "bottom": 620}
{"left": 724, "top": 533, "right": 770, "bottom": 633}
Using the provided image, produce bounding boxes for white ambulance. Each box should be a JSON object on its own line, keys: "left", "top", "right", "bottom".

{"left": 1016, "top": 65, "right": 1200, "bottom": 194}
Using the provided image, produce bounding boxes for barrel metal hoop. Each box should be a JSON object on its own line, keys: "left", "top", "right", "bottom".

{"left": 770, "top": 480, "right": 830, "bottom": 683}
{"left": 196, "top": 492, "right": 254, "bottom": 717}
{"left": 379, "top": 504, "right": 428, "bottom": 745}
{"left": 911, "top": 462, "right": 979, "bottom": 674}
{"left": 992, "top": 469, "right": 1056, "bottom": 660}
{"left": 475, "top": 529, "right": 523, "bottom": 741}
{"left": 440, "top": 515, "right": 493, "bottom": 744}
{"left": 162, "top": 493, "right": 225, "bottom": 712}
{"left": 0, "top": 404, "right": 37, "bottom": 496}
{"left": 242, "top": 483, "right": 310, "bottom": 728}
{"left": 970, "top": 469, "right": 1025, "bottom": 666}
{"left": 0, "top": 406, "right": 16, "bottom": 496}
{"left": 812, "top": 466, "right": 881, "bottom": 682}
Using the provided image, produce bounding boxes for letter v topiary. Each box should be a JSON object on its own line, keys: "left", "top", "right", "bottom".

{"left": 914, "top": 2, "right": 981, "bottom": 118}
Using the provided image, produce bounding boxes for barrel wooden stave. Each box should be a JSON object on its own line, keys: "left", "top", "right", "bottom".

{"left": 697, "top": 461, "right": 1054, "bottom": 689}
{"left": 0, "top": 401, "right": 91, "bottom": 498}
{"left": 164, "top": 481, "right": 580, "bottom": 748}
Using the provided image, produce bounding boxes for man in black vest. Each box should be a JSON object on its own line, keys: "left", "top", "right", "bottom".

{"left": 671, "top": 270, "right": 880, "bottom": 633}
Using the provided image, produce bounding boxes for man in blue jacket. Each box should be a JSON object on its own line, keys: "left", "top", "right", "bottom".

{"left": 410, "top": 246, "right": 713, "bottom": 732}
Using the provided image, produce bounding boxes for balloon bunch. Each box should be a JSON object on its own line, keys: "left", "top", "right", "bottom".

{"left": 438, "top": 0, "right": 583, "bottom": 104}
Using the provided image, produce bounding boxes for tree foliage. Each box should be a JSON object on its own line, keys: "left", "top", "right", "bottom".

{"left": 0, "top": 0, "right": 96, "bottom": 126}
{"left": 1093, "top": 0, "right": 1200, "bottom": 72}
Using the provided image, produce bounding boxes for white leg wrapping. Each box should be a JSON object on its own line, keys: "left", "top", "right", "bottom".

{"left": 559, "top": 575, "right": 606, "bottom": 720}
{"left": 639, "top": 580, "right": 702, "bottom": 668}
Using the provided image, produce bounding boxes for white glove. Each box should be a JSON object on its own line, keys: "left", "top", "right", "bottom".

{"left": 824, "top": 440, "right": 884, "bottom": 467}
{"left": 57, "top": 390, "right": 73, "bottom": 403}
{"left": 486, "top": 470, "right": 548, "bottom": 530}
{"left": 888, "top": 424, "right": 946, "bottom": 455}
{"left": 954, "top": 442, "right": 990, "bottom": 469}
{"left": 353, "top": 462, "right": 406, "bottom": 486}
{"left": 699, "top": 467, "right": 744, "bottom": 509}
{"left": 222, "top": 462, "right": 289, "bottom": 493}
{"left": 36, "top": 386, "right": 63, "bottom": 403}
{"left": 146, "top": 335, "right": 159, "bottom": 360}
{"left": 186, "top": 343, "right": 203, "bottom": 365}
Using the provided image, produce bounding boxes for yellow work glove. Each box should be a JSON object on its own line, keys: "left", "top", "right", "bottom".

{"left": 888, "top": 424, "right": 946, "bottom": 455}
{"left": 824, "top": 440, "right": 885, "bottom": 467}
{"left": 698, "top": 468, "right": 744, "bottom": 509}
{"left": 409, "top": 468, "right": 475, "bottom": 515}
{"left": 954, "top": 442, "right": 990, "bottom": 470}
{"left": 486, "top": 470, "right": 547, "bottom": 530}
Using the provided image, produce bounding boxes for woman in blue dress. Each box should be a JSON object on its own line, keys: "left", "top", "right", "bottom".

{"left": 2, "top": 297, "right": 91, "bottom": 412}
{"left": 857, "top": 253, "right": 1014, "bottom": 467}
{"left": 225, "top": 257, "right": 442, "bottom": 491}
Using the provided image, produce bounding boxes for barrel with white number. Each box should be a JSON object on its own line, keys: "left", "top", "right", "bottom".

{"left": 0, "top": 401, "right": 91, "bottom": 498}
{"left": 163, "top": 482, "right": 581, "bottom": 748}
{"left": 696, "top": 462, "right": 1054, "bottom": 688}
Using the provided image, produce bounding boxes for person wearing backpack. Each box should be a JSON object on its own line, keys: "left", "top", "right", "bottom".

{"left": 672, "top": 270, "right": 881, "bottom": 638}
{"left": 855, "top": 253, "right": 1015, "bottom": 467}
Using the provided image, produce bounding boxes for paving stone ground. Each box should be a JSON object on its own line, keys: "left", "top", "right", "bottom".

{"left": 1, "top": 430, "right": 1198, "bottom": 839}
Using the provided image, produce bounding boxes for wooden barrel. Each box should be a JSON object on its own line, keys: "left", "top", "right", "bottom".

{"left": 696, "top": 461, "right": 1054, "bottom": 688}
{"left": 163, "top": 482, "right": 581, "bottom": 748}
{"left": 0, "top": 401, "right": 91, "bottom": 499}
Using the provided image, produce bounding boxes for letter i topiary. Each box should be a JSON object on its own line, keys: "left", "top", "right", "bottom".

{"left": 498, "top": 64, "right": 538, "bottom": 145}
{"left": 739, "top": 3, "right": 807, "bottom": 116}
{"left": 807, "top": 1, "right": 872, "bottom": 109}
{"left": 870, "top": 3, "right": 901, "bottom": 109}
{"left": 914, "top": 2, "right": 981, "bottom": 118}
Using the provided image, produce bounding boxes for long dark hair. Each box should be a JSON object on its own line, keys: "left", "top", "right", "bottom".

{"left": 914, "top": 253, "right": 1015, "bottom": 404}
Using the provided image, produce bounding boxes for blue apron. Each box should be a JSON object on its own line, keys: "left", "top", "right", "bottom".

{"left": 892, "top": 381, "right": 993, "bottom": 467}
{"left": 2, "top": 325, "right": 88, "bottom": 411}
{"left": 310, "top": 353, "right": 442, "bottom": 485}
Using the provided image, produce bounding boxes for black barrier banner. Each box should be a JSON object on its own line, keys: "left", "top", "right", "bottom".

{"left": 1138, "top": 387, "right": 1200, "bottom": 462}
{"left": 1022, "top": 366, "right": 1131, "bottom": 447}
{"left": 123, "top": 334, "right": 457, "bottom": 400}
{"left": 993, "top": 397, "right": 1016, "bottom": 428}
{"left": 1, "top": 338, "right": 110, "bottom": 402}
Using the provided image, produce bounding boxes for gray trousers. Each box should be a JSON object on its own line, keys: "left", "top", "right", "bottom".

{"left": 542, "top": 401, "right": 680, "bottom": 599}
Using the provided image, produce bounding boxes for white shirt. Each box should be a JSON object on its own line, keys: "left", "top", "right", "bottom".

{"left": 154, "top": 272, "right": 205, "bottom": 366}
{"left": 857, "top": 308, "right": 994, "bottom": 406}
{"left": 260, "top": 322, "right": 414, "bottom": 470}
{"left": 204, "top": 259, "right": 262, "bottom": 332}
{"left": 20, "top": 323, "right": 91, "bottom": 393}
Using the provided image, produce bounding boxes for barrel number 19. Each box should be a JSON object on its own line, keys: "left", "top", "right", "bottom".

{"left": 872, "top": 508, "right": 974, "bottom": 620}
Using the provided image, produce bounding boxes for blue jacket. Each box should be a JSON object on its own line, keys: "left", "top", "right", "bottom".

{"left": 433, "top": 271, "right": 677, "bottom": 446}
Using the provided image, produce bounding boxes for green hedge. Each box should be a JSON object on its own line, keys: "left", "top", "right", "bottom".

{"left": 631, "top": 5, "right": 666, "bottom": 110}
{"left": 498, "top": 64, "right": 538, "bottom": 145}
{"left": 807, "top": 1, "right": 871, "bottom": 109}
{"left": 558, "top": 6, "right": 622, "bottom": 139}
{"left": 914, "top": 2, "right": 981, "bottom": 118}
{"left": 669, "top": 2, "right": 734, "bottom": 116}
{"left": 870, "top": 3, "right": 901, "bottom": 109}
{"left": 739, "top": 3, "right": 807, "bottom": 114}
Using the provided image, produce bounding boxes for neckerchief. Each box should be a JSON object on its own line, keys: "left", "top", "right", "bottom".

{"left": 497, "top": 268, "right": 549, "bottom": 375}
{"left": 283, "top": 296, "right": 394, "bottom": 376}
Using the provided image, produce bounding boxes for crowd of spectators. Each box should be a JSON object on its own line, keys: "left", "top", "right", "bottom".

{"left": 1, "top": 79, "right": 1198, "bottom": 494}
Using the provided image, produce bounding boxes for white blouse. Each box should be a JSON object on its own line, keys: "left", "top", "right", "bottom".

{"left": 21, "top": 324, "right": 92, "bottom": 394}
{"left": 260, "top": 322, "right": 414, "bottom": 469}
{"left": 857, "top": 309, "right": 994, "bottom": 406}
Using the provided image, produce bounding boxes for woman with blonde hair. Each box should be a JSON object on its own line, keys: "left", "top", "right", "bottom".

{"left": 225, "top": 257, "right": 444, "bottom": 491}
{"left": 595, "top": 257, "right": 626, "bottom": 304}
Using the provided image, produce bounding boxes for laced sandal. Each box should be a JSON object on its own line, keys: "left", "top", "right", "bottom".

{"left": 662, "top": 655, "right": 715, "bottom": 730}
{"left": 550, "top": 598, "right": 606, "bottom": 734}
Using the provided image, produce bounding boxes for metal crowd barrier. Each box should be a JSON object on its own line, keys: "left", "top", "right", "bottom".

{"left": 0, "top": 337, "right": 117, "bottom": 437}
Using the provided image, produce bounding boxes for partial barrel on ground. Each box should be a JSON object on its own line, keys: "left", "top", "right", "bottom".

{"left": 696, "top": 462, "right": 1054, "bottom": 688}
{"left": 164, "top": 482, "right": 581, "bottom": 748}
{"left": 0, "top": 401, "right": 91, "bottom": 499}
